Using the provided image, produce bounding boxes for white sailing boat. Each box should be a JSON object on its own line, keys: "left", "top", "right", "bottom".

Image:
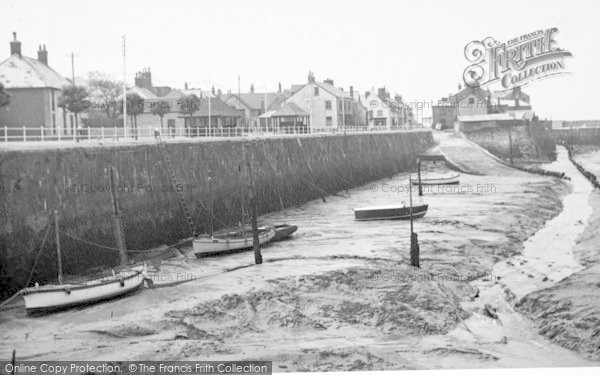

{"left": 22, "top": 210, "right": 145, "bottom": 314}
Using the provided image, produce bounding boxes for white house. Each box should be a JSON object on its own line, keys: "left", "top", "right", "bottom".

{"left": 362, "top": 87, "right": 406, "bottom": 129}
{"left": 284, "top": 72, "right": 356, "bottom": 131}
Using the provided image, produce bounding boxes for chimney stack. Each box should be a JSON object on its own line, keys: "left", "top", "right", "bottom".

{"left": 308, "top": 71, "right": 315, "bottom": 83}
{"left": 250, "top": 84, "right": 254, "bottom": 93}
{"left": 350, "top": 86, "right": 354, "bottom": 98}
{"left": 278, "top": 82, "right": 282, "bottom": 93}
{"left": 10, "top": 32, "right": 21, "bottom": 57}
{"left": 378, "top": 87, "right": 386, "bottom": 98}
{"left": 37, "top": 44, "right": 48, "bottom": 65}
{"left": 324, "top": 78, "right": 334, "bottom": 86}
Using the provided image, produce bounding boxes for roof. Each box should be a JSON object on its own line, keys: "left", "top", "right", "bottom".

{"left": 450, "top": 86, "right": 489, "bottom": 103}
{"left": 180, "top": 89, "right": 216, "bottom": 98}
{"left": 185, "top": 97, "right": 243, "bottom": 117}
{"left": 316, "top": 81, "right": 352, "bottom": 98}
{"left": 491, "top": 88, "right": 530, "bottom": 103}
{"left": 273, "top": 102, "right": 309, "bottom": 117}
{"left": 223, "top": 92, "right": 290, "bottom": 111}
{"left": 117, "top": 85, "right": 158, "bottom": 100}
{"left": 0, "top": 54, "right": 70, "bottom": 89}
{"left": 163, "top": 89, "right": 185, "bottom": 98}
{"left": 258, "top": 110, "right": 277, "bottom": 119}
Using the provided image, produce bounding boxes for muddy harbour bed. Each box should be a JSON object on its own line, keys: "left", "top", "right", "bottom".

{"left": 1, "top": 135, "right": 600, "bottom": 370}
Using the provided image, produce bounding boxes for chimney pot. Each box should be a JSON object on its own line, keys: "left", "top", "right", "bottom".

{"left": 37, "top": 43, "right": 48, "bottom": 65}
{"left": 10, "top": 32, "right": 21, "bottom": 57}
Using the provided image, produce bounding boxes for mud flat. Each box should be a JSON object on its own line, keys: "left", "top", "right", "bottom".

{"left": 516, "top": 147, "right": 600, "bottom": 361}
{"left": 0, "top": 134, "right": 597, "bottom": 370}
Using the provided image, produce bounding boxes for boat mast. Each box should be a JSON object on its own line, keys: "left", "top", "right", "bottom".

{"left": 208, "top": 170, "right": 214, "bottom": 238}
{"left": 54, "top": 209, "right": 63, "bottom": 284}
{"left": 109, "top": 162, "right": 128, "bottom": 265}
{"left": 240, "top": 146, "right": 247, "bottom": 234}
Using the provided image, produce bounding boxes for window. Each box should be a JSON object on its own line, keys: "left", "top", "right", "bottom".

{"left": 167, "top": 119, "right": 175, "bottom": 128}
{"left": 325, "top": 100, "right": 332, "bottom": 110}
{"left": 51, "top": 91, "right": 55, "bottom": 111}
{"left": 374, "top": 118, "right": 387, "bottom": 127}
{"left": 376, "top": 110, "right": 384, "bottom": 117}
{"left": 326, "top": 116, "right": 332, "bottom": 126}
{"left": 314, "top": 87, "right": 319, "bottom": 96}
{"left": 468, "top": 97, "right": 475, "bottom": 105}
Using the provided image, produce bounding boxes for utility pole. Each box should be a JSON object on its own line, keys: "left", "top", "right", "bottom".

{"left": 122, "top": 35, "right": 127, "bottom": 139}
{"left": 71, "top": 53, "right": 75, "bottom": 86}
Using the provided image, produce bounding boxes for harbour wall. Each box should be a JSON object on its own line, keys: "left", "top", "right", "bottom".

{"left": 0, "top": 131, "right": 434, "bottom": 296}
{"left": 549, "top": 127, "right": 600, "bottom": 146}
{"left": 465, "top": 124, "right": 556, "bottom": 161}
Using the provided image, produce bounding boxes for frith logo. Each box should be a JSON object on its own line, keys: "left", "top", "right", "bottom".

{"left": 463, "top": 28, "right": 572, "bottom": 90}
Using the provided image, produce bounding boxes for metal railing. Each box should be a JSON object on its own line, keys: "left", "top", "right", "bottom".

{"left": 0, "top": 125, "right": 420, "bottom": 144}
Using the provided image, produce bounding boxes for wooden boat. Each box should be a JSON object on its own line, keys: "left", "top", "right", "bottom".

{"left": 19, "top": 207, "right": 146, "bottom": 315}
{"left": 193, "top": 226, "right": 276, "bottom": 257}
{"left": 354, "top": 203, "right": 428, "bottom": 221}
{"left": 22, "top": 266, "right": 145, "bottom": 314}
{"left": 410, "top": 173, "right": 460, "bottom": 186}
{"left": 270, "top": 224, "right": 298, "bottom": 242}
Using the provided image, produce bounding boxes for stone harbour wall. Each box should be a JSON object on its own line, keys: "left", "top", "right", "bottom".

{"left": 0, "top": 131, "right": 434, "bottom": 296}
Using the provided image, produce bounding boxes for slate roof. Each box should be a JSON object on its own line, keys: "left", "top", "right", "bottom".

{"left": 223, "top": 92, "right": 290, "bottom": 111}
{"left": 273, "top": 102, "right": 309, "bottom": 117}
{"left": 0, "top": 54, "right": 70, "bottom": 89}
{"left": 181, "top": 97, "right": 243, "bottom": 117}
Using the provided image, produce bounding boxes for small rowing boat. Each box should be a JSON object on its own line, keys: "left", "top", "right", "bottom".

{"left": 410, "top": 173, "right": 460, "bottom": 186}
{"left": 270, "top": 224, "right": 298, "bottom": 242}
{"left": 354, "top": 203, "right": 428, "bottom": 221}
{"left": 193, "top": 226, "right": 276, "bottom": 257}
{"left": 22, "top": 266, "right": 145, "bottom": 314}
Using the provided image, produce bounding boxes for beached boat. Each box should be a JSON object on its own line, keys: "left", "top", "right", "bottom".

{"left": 193, "top": 226, "right": 276, "bottom": 256}
{"left": 270, "top": 224, "right": 298, "bottom": 242}
{"left": 354, "top": 203, "right": 428, "bottom": 221}
{"left": 410, "top": 173, "right": 460, "bottom": 186}
{"left": 22, "top": 266, "right": 145, "bottom": 314}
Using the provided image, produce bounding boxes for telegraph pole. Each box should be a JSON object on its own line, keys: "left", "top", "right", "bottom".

{"left": 122, "top": 35, "right": 127, "bottom": 139}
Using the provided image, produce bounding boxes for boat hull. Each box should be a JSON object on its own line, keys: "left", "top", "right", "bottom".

{"left": 193, "top": 227, "right": 276, "bottom": 256}
{"left": 410, "top": 174, "right": 460, "bottom": 185}
{"left": 22, "top": 269, "right": 144, "bottom": 314}
{"left": 271, "top": 224, "right": 298, "bottom": 242}
{"left": 354, "top": 204, "right": 428, "bottom": 221}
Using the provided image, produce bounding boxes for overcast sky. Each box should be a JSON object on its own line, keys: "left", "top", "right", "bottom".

{"left": 2, "top": 0, "right": 599, "bottom": 120}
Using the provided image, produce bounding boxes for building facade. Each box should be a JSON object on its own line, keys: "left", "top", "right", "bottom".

{"left": 0, "top": 33, "right": 72, "bottom": 134}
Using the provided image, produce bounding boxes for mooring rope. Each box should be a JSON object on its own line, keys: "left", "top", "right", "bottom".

{"left": 59, "top": 230, "right": 154, "bottom": 254}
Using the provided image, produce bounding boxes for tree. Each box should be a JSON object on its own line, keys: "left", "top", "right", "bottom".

{"left": 59, "top": 85, "right": 89, "bottom": 130}
{"left": 151, "top": 101, "right": 169, "bottom": 132}
{"left": 126, "top": 93, "right": 144, "bottom": 140}
{"left": 0, "top": 83, "right": 10, "bottom": 107}
{"left": 87, "top": 72, "right": 123, "bottom": 118}
{"left": 178, "top": 94, "right": 200, "bottom": 136}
